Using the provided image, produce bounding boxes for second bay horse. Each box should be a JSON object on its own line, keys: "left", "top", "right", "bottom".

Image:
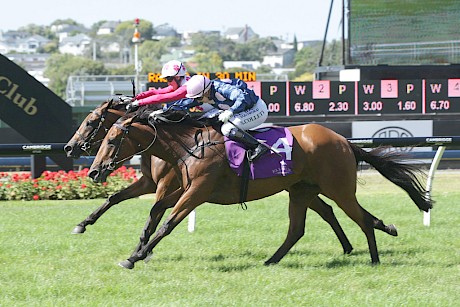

{"left": 64, "top": 100, "right": 354, "bottom": 257}
{"left": 88, "top": 111, "right": 432, "bottom": 269}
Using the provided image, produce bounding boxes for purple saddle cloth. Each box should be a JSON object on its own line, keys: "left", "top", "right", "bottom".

{"left": 225, "top": 127, "right": 294, "bottom": 179}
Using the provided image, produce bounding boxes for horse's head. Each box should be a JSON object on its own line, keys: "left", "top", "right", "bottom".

{"left": 88, "top": 115, "right": 156, "bottom": 183}
{"left": 64, "top": 98, "right": 128, "bottom": 158}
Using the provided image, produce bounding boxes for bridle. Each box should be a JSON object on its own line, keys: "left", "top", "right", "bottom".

{"left": 103, "top": 111, "right": 224, "bottom": 172}
{"left": 106, "top": 119, "right": 157, "bottom": 171}
{"left": 76, "top": 100, "right": 114, "bottom": 153}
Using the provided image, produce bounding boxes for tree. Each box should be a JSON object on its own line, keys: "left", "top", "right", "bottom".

{"left": 190, "top": 32, "right": 223, "bottom": 53}
{"left": 114, "top": 19, "right": 154, "bottom": 45}
{"left": 191, "top": 51, "right": 223, "bottom": 73}
{"left": 50, "top": 19, "right": 82, "bottom": 26}
{"left": 44, "top": 54, "right": 108, "bottom": 98}
{"left": 290, "top": 40, "right": 342, "bottom": 80}
{"left": 37, "top": 41, "right": 59, "bottom": 54}
{"left": 138, "top": 40, "right": 167, "bottom": 61}
{"left": 18, "top": 24, "right": 56, "bottom": 40}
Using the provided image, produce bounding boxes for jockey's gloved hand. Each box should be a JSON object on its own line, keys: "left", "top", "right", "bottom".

{"left": 148, "top": 109, "right": 164, "bottom": 119}
{"left": 218, "top": 110, "right": 233, "bottom": 123}
{"left": 126, "top": 100, "right": 140, "bottom": 110}
{"left": 119, "top": 96, "right": 134, "bottom": 104}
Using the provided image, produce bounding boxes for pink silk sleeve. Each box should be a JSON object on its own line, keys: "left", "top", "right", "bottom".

{"left": 135, "top": 85, "right": 174, "bottom": 99}
{"left": 137, "top": 85, "right": 188, "bottom": 106}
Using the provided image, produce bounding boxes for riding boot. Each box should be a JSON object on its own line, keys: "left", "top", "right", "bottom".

{"left": 228, "top": 128, "right": 269, "bottom": 161}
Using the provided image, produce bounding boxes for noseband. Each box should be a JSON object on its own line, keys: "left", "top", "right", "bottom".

{"left": 106, "top": 121, "right": 157, "bottom": 171}
{"left": 77, "top": 101, "right": 114, "bottom": 152}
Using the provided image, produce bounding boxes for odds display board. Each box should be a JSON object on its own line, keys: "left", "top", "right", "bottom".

{"left": 266, "top": 79, "right": 460, "bottom": 116}
{"left": 145, "top": 78, "right": 460, "bottom": 117}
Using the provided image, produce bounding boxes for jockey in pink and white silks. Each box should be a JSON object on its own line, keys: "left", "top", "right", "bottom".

{"left": 127, "top": 60, "right": 191, "bottom": 109}
{"left": 185, "top": 75, "right": 269, "bottom": 161}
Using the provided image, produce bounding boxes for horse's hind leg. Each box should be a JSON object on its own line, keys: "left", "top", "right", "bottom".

{"left": 333, "top": 195, "right": 381, "bottom": 264}
{"left": 71, "top": 176, "right": 156, "bottom": 234}
{"left": 368, "top": 211, "right": 398, "bottom": 236}
{"left": 265, "top": 183, "right": 319, "bottom": 265}
{"left": 309, "top": 196, "right": 353, "bottom": 254}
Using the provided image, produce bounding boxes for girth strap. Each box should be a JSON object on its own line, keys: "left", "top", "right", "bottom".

{"left": 239, "top": 155, "right": 250, "bottom": 210}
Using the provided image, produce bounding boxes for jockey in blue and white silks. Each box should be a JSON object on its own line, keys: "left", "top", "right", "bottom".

{"left": 184, "top": 75, "right": 269, "bottom": 161}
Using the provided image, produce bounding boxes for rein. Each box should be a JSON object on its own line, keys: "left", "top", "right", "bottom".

{"left": 79, "top": 101, "right": 114, "bottom": 152}
{"left": 149, "top": 112, "right": 223, "bottom": 162}
{"left": 108, "top": 120, "right": 157, "bottom": 171}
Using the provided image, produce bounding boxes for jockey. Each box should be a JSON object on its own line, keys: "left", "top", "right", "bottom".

{"left": 126, "top": 60, "right": 190, "bottom": 109}
{"left": 185, "top": 74, "right": 269, "bottom": 161}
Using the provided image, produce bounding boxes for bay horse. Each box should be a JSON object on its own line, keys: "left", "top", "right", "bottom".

{"left": 88, "top": 111, "right": 432, "bottom": 269}
{"left": 64, "top": 99, "right": 354, "bottom": 258}
{"left": 64, "top": 98, "right": 181, "bottom": 235}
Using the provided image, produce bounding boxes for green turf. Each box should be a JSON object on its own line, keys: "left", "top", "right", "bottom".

{"left": 0, "top": 170, "right": 459, "bottom": 306}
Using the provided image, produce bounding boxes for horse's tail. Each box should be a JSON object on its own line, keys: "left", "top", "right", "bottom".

{"left": 349, "top": 143, "right": 433, "bottom": 212}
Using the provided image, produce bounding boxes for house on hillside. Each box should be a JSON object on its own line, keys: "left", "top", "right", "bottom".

{"left": 0, "top": 33, "right": 50, "bottom": 54}
{"left": 223, "top": 61, "right": 261, "bottom": 70}
{"left": 152, "top": 24, "right": 179, "bottom": 40}
{"left": 97, "top": 21, "right": 120, "bottom": 35}
{"left": 224, "top": 25, "right": 257, "bottom": 43}
{"left": 0, "top": 30, "right": 29, "bottom": 40}
{"left": 263, "top": 49, "right": 296, "bottom": 68}
{"left": 296, "top": 40, "right": 322, "bottom": 50}
{"left": 0, "top": 30, "right": 27, "bottom": 53}
{"left": 51, "top": 24, "right": 89, "bottom": 42}
{"left": 58, "top": 34, "right": 91, "bottom": 56}
{"left": 16, "top": 35, "right": 51, "bottom": 53}
{"left": 159, "top": 48, "right": 195, "bottom": 65}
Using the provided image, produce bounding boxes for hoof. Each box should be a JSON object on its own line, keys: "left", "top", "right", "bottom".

{"left": 71, "top": 225, "right": 86, "bottom": 234}
{"left": 387, "top": 224, "right": 398, "bottom": 236}
{"left": 264, "top": 259, "right": 278, "bottom": 266}
{"left": 344, "top": 246, "right": 353, "bottom": 255}
{"left": 118, "top": 260, "right": 134, "bottom": 269}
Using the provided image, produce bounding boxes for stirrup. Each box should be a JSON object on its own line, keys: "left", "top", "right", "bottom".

{"left": 247, "top": 145, "right": 269, "bottom": 162}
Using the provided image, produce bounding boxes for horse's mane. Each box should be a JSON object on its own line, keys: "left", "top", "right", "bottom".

{"left": 101, "top": 96, "right": 163, "bottom": 113}
{"left": 140, "top": 109, "right": 220, "bottom": 129}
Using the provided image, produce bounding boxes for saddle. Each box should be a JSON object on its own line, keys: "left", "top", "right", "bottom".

{"left": 225, "top": 126, "right": 294, "bottom": 205}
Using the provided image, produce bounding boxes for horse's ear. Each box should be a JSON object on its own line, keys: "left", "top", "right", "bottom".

{"left": 107, "top": 99, "right": 114, "bottom": 109}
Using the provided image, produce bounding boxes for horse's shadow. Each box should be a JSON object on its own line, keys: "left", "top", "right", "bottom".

{"left": 199, "top": 247, "right": 432, "bottom": 271}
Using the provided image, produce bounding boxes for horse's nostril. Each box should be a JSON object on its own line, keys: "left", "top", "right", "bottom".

{"left": 64, "top": 145, "right": 73, "bottom": 153}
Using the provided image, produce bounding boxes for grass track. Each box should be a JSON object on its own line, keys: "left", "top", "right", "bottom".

{"left": 0, "top": 170, "right": 459, "bottom": 306}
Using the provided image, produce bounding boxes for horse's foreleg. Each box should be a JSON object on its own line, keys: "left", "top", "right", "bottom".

{"left": 130, "top": 188, "right": 183, "bottom": 255}
{"left": 120, "top": 190, "right": 205, "bottom": 269}
{"left": 72, "top": 176, "right": 156, "bottom": 234}
{"left": 309, "top": 196, "right": 353, "bottom": 254}
{"left": 265, "top": 184, "right": 318, "bottom": 265}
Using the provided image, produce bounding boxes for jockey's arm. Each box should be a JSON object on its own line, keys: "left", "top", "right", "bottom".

{"left": 137, "top": 86, "right": 187, "bottom": 106}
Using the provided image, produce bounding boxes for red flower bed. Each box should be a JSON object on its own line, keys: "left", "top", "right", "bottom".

{"left": 0, "top": 166, "right": 138, "bottom": 201}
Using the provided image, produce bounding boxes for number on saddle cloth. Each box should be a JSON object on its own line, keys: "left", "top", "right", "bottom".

{"left": 225, "top": 127, "right": 294, "bottom": 180}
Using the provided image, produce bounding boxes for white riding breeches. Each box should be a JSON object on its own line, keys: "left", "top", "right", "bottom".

{"left": 221, "top": 98, "right": 268, "bottom": 136}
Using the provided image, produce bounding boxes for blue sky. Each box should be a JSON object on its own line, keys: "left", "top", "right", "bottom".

{"left": 1, "top": 0, "right": 343, "bottom": 41}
